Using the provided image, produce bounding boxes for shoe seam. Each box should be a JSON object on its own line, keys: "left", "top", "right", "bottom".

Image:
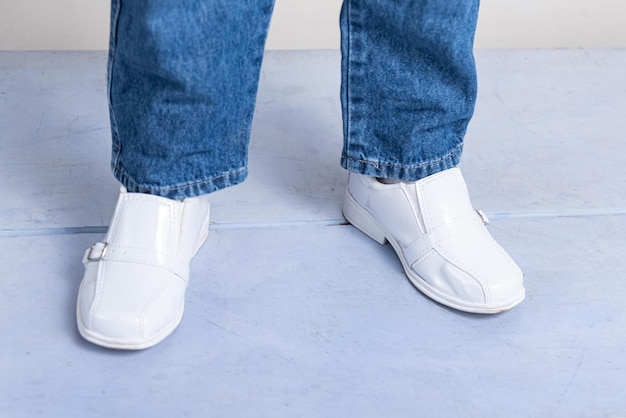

{"left": 138, "top": 276, "right": 171, "bottom": 339}
{"left": 88, "top": 261, "right": 107, "bottom": 327}
{"left": 430, "top": 238, "right": 491, "bottom": 303}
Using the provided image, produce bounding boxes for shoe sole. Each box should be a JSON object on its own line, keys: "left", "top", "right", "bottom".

{"left": 76, "top": 299, "right": 185, "bottom": 350}
{"left": 343, "top": 190, "right": 525, "bottom": 314}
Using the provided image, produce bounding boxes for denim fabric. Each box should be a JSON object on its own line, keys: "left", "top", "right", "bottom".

{"left": 108, "top": 0, "right": 478, "bottom": 200}
{"left": 340, "top": 0, "right": 479, "bottom": 180}
{"left": 108, "top": 0, "right": 275, "bottom": 199}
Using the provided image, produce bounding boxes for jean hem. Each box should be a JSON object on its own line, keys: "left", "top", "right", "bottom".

{"left": 112, "top": 165, "right": 248, "bottom": 200}
{"left": 340, "top": 143, "right": 463, "bottom": 181}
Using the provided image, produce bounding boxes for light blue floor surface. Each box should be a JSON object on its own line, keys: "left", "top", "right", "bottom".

{"left": 1, "top": 50, "right": 626, "bottom": 417}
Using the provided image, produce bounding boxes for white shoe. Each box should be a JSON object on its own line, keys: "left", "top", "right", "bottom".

{"left": 343, "top": 168, "right": 525, "bottom": 314}
{"left": 76, "top": 188, "right": 210, "bottom": 349}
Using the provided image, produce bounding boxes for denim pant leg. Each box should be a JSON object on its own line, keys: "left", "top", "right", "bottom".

{"left": 108, "top": 0, "right": 275, "bottom": 200}
{"left": 340, "top": 0, "right": 479, "bottom": 181}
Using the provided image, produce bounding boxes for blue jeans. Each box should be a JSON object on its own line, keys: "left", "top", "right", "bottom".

{"left": 108, "top": 0, "right": 479, "bottom": 200}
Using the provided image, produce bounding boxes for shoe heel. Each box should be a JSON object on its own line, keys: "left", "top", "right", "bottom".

{"left": 343, "top": 191, "right": 388, "bottom": 245}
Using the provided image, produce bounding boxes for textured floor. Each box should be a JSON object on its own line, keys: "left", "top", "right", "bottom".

{"left": 1, "top": 50, "right": 626, "bottom": 418}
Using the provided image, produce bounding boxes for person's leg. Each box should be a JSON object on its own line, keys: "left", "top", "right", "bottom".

{"left": 77, "top": 0, "right": 275, "bottom": 350}
{"left": 109, "top": 0, "right": 275, "bottom": 200}
{"left": 340, "top": 0, "right": 477, "bottom": 180}
{"left": 340, "top": 0, "right": 525, "bottom": 313}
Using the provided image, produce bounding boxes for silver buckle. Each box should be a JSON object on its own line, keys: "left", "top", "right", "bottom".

{"left": 87, "top": 242, "right": 108, "bottom": 261}
{"left": 476, "top": 209, "right": 490, "bottom": 225}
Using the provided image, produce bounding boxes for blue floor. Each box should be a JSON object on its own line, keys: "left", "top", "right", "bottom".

{"left": 1, "top": 50, "right": 626, "bottom": 417}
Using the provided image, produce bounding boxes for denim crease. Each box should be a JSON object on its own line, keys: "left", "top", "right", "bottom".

{"left": 108, "top": 0, "right": 479, "bottom": 200}
{"left": 340, "top": 0, "right": 479, "bottom": 180}
{"left": 108, "top": 0, "right": 276, "bottom": 200}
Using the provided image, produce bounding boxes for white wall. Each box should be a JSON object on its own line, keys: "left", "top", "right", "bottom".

{"left": 1, "top": 0, "right": 625, "bottom": 50}
{"left": 475, "top": 0, "right": 626, "bottom": 48}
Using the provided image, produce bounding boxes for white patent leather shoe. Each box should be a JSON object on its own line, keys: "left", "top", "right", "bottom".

{"left": 343, "top": 168, "right": 525, "bottom": 314}
{"left": 76, "top": 188, "right": 211, "bottom": 350}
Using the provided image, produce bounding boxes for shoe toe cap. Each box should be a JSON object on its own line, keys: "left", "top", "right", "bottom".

{"left": 77, "top": 262, "right": 186, "bottom": 349}
{"left": 415, "top": 254, "right": 524, "bottom": 312}
{"left": 412, "top": 231, "right": 525, "bottom": 313}
{"left": 482, "top": 264, "right": 525, "bottom": 308}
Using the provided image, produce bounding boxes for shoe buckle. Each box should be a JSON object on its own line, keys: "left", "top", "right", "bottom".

{"left": 87, "top": 242, "right": 108, "bottom": 261}
{"left": 476, "top": 209, "right": 490, "bottom": 225}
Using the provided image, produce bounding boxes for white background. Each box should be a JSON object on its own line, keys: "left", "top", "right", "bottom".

{"left": 1, "top": 0, "right": 625, "bottom": 50}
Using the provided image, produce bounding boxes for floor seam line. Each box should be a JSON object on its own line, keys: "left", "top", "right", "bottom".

{"left": 2, "top": 209, "right": 626, "bottom": 237}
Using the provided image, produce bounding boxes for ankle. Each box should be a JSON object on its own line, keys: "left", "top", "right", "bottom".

{"left": 375, "top": 177, "right": 415, "bottom": 185}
